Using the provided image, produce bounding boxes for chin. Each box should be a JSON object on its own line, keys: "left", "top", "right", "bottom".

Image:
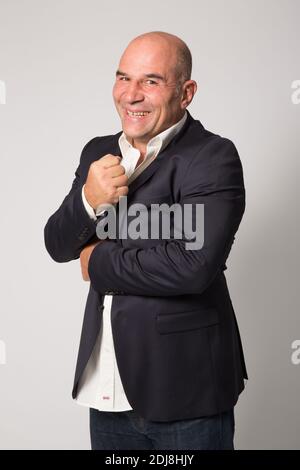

{"left": 125, "top": 131, "right": 147, "bottom": 141}
{"left": 123, "top": 124, "right": 150, "bottom": 138}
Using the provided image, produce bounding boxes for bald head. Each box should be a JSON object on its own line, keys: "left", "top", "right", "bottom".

{"left": 113, "top": 31, "right": 197, "bottom": 154}
{"left": 125, "top": 31, "right": 192, "bottom": 86}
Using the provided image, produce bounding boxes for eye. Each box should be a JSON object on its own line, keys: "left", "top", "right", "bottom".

{"left": 118, "top": 76, "right": 129, "bottom": 81}
{"left": 144, "top": 79, "right": 157, "bottom": 85}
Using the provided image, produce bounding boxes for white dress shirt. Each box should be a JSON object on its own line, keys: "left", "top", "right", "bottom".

{"left": 75, "top": 111, "right": 187, "bottom": 411}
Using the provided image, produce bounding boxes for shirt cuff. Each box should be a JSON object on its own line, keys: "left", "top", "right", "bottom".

{"left": 81, "top": 185, "right": 97, "bottom": 221}
{"left": 95, "top": 205, "right": 111, "bottom": 217}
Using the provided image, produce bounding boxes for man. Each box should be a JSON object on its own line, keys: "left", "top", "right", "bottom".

{"left": 44, "top": 31, "right": 248, "bottom": 450}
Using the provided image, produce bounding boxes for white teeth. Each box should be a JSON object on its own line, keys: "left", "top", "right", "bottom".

{"left": 127, "top": 111, "right": 150, "bottom": 117}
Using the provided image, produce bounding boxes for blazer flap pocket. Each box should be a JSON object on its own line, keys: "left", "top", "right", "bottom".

{"left": 156, "top": 308, "right": 219, "bottom": 334}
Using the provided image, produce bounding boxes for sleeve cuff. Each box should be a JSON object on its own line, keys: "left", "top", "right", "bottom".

{"left": 81, "top": 185, "right": 97, "bottom": 221}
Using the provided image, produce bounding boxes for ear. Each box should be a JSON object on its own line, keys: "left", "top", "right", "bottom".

{"left": 181, "top": 80, "right": 197, "bottom": 109}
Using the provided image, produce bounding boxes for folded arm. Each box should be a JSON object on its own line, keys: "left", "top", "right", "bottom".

{"left": 88, "top": 138, "right": 246, "bottom": 296}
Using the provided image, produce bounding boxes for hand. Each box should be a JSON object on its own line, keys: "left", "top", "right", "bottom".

{"left": 80, "top": 240, "right": 102, "bottom": 281}
{"left": 84, "top": 154, "right": 129, "bottom": 210}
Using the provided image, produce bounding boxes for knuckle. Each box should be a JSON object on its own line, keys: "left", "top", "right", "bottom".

{"left": 107, "top": 185, "right": 117, "bottom": 196}
{"left": 99, "top": 154, "right": 111, "bottom": 165}
{"left": 90, "top": 161, "right": 97, "bottom": 171}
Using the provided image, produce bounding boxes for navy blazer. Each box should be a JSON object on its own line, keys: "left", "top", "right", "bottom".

{"left": 44, "top": 110, "right": 248, "bottom": 421}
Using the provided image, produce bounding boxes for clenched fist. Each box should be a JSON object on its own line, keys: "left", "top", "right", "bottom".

{"left": 83, "top": 154, "right": 128, "bottom": 210}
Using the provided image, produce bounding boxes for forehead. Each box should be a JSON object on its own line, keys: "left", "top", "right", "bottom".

{"left": 119, "top": 40, "right": 177, "bottom": 78}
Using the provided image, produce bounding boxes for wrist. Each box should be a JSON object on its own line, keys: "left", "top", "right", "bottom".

{"left": 83, "top": 185, "right": 97, "bottom": 210}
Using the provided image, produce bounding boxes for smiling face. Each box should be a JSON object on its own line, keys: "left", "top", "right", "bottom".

{"left": 112, "top": 35, "right": 196, "bottom": 153}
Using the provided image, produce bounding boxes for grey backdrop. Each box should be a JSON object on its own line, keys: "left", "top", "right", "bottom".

{"left": 0, "top": 0, "right": 299, "bottom": 450}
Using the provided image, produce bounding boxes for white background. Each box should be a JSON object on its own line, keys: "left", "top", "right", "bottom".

{"left": 0, "top": 0, "right": 299, "bottom": 449}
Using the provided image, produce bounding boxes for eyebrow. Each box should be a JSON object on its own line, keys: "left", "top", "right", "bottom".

{"left": 116, "top": 70, "right": 166, "bottom": 81}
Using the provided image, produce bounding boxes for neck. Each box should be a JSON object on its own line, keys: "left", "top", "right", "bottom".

{"left": 127, "top": 137, "right": 147, "bottom": 158}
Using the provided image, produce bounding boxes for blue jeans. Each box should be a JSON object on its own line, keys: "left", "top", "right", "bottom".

{"left": 89, "top": 408, "right": 235, "bottom": 450}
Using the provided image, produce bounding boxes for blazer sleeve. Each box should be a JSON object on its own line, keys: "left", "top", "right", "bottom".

{"left": 44, "top": 138, "right": 99, "bottom": 262}
{"left": 88, "top": 137, "right": 246, "bottom": 296}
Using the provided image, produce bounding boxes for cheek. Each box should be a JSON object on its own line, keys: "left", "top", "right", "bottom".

{"left": 113, "top": 83, "right": 123, "bottom": 101}
{"left": 146, "top": 88, "right": 166, "bottom": 105}
{"left": 152, "top": 94, "right": 172, "bottom": 111}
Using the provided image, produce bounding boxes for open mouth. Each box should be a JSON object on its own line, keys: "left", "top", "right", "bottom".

{"left": 126, "top": 110, "right": 151, "bottom": 119}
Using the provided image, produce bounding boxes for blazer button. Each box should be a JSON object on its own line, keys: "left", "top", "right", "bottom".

{"left": 78, "top": 227, "right": 90, "bottom": 240}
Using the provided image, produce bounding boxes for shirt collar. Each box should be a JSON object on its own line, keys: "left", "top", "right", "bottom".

{"left": 118, "top": 110, "right": 187, "bottom": 159}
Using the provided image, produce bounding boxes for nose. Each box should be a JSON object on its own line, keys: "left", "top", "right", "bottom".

{"left": 124, "top": 80, "right": 144, "bottom": 104}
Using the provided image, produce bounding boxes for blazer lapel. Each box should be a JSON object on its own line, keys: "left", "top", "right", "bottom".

{"left": 108, "top": 111, "right": 203, "bottom": 199}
